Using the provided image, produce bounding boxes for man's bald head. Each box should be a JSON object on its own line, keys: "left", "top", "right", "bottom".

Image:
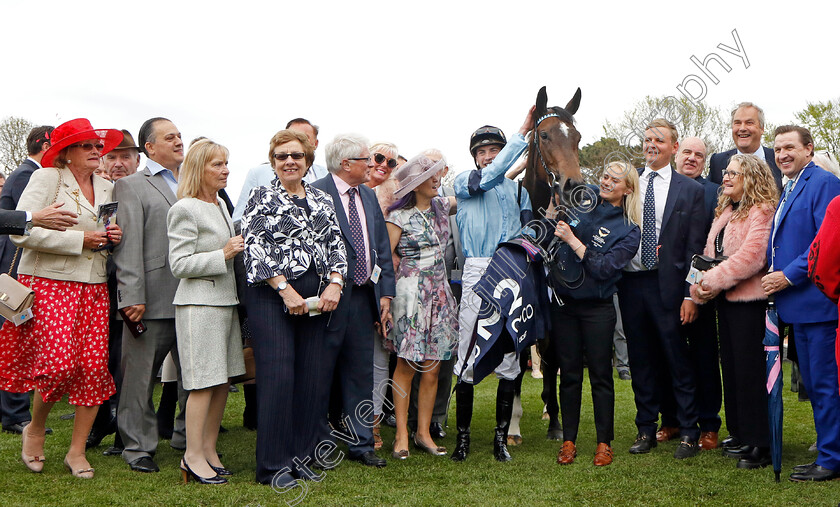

{"left": 675, "top": 136, "right": 707, "bottom": 179}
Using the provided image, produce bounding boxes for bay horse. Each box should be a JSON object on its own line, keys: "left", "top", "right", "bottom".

{"left": 522, "top": 86, "right": 586, "bottom": 221}
{"left": 521, "top": 86, "right": 587, "bottom": 442}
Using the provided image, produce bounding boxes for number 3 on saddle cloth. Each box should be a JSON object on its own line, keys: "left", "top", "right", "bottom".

{"left": 468, "top": 237, "right": 552, "bottom": 383}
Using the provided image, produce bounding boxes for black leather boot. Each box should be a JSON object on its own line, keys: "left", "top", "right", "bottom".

{"left": 450, "top": 382, "right": 473, "bottom": 462}
{"left": 494, "top": 379, "right": 515, "bottom": 462}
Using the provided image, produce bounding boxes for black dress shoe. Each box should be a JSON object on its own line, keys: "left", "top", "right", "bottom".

{"left": 2, "top": 422, "right": 52, "bottom": 435}
{"left": 790, "top": 464, "right": 840, "bottom": 482}
{"left": 793, "top": 461, "right": 817, "bottom": 473}
{"left": 129, "top": 456, "right": 160, "bottom": 473}
{"left": 722, "top": 444, "right": 753, "bottom": 459}
{"left": 629, "top": 434, "right": 657, "bottom": 454}
{"left": 86, "top": 421, "right": 116, "bottom": 449}
{"left": 429, "top": 422, "right": 446, "bottom": 440}
{"left": 673, "top": 436, "right": 700, "bottom": 459}
{"left": 103, "top": 446, "right": 124, "bottom": 456}
{"left": 349, "top": 451, "right": 387, "bottom": 468}
{"left": 737, "top": 447, "right": 771, "bottom": 469}
{"left": 720, "top": 435, "right": 741, "bottom": 449}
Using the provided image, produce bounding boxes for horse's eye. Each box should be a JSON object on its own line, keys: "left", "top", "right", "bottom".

{"left": 540, "top": 131, "right": 549, "bottom": 140}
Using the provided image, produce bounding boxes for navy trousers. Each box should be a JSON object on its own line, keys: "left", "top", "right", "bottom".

{"left": 794, "top": 320, "right": 840, "bottom": 471}
{"left": 618, "top": 271, "right": 699, "bottom": 441}
{"left": 249, "top": 272, "right": 328, "bottom": 485}
{"left": 659, "top": 300, "right": 721, "bottom": 433}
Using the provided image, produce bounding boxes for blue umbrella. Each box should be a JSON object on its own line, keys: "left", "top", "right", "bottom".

{"left": 764, "top": 298, "right": 783, "bottom": 483}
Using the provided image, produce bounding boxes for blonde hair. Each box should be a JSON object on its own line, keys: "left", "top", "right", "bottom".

{"left": 370, "top": 142, "right": 399, "bottom": 160}
{"left": 714, "top": 153, "right": 779, "bottom": 221}
{"left": 605, "top": 161, "right": 641, "bottom": 226}
{"left": 177, "top": 139, "right": 229, "bottom": 199}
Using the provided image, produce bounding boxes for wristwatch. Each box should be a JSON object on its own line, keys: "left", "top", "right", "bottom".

{"left": 275, "top": 280, "right": 288, "bottom": 292}
{"left": 330, "top": 277, "right": 344, "bottom": 288}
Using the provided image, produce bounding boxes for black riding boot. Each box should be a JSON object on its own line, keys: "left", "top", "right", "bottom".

{"left": 450, "top": 382, "right": 474, "bottom": 462}
{"left": 494, "top": 379, "right": 516, "bottom": 462}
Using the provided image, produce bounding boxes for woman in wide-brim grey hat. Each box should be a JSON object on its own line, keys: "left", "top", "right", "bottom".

{"left": 384, "top": 154, "right": 459, "bottom": 460}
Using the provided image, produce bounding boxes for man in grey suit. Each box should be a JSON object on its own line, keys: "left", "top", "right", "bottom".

{"left": 113, "top": 117, "right": 187, "bottom": 473}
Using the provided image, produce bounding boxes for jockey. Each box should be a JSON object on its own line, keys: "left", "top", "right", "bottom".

{"left": 450, "top": 106, "right": 534, "bottom": 462}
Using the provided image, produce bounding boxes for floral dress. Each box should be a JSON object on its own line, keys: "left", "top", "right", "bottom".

{"left": 386, "top": 196, "right": 458, "bottom": 362}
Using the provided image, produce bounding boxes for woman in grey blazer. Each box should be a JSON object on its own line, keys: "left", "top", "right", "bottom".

{"left": 167, "top": 139, "right": 245, "bottom": 485}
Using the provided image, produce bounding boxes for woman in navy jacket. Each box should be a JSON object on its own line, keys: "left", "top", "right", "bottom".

{"left": 547, "top": 161, "right": 641, "bottom": 467}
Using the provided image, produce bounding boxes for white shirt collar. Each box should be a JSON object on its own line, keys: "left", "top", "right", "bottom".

{"left": 27, "top": 157, "right": 42, "bottom": 169}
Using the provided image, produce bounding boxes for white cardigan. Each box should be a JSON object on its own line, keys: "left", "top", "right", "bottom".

{"left": 167, "top": 197, "right": 239, "bottom": 307}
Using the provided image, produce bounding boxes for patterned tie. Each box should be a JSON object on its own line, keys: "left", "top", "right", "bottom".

{"left": 641, "top": 172, "right": 658, "bottom": 270}
{"left": 347, "top": 187, "right": 368, "bottom": 285}
{"left": 774, "top": 180, "right": 794, "bottom": 229}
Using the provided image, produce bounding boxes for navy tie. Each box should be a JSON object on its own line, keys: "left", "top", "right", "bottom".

{"left": 641, "top": 172, "right": 658, "bottom": 270}
{"left": 347, "top": 187, "right": 368, "bottom": 285}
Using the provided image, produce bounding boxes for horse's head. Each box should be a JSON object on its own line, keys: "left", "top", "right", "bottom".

{"left": 524, "top": 86, "right": 584, "bottom": 217}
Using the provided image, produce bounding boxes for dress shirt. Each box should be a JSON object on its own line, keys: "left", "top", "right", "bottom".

{"left": 146, "top": 158, "right": 178, "bottom": 195}
{"left": 626, "top": 164, "right": 672, "bottom": 272}
{"left": 26, "top": 157, "right": 42, "bottom": 169}
{"left": 232, "top": 163, "right": 328, "bottom": 221}
{"left": 454, "top": 132, "right": 531, "bottom": 258}
{"left": 331, "top": 174, "right": 371, "bottom": 280}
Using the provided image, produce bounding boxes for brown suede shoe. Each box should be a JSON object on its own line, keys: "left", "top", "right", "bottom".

{"left": 699, "top": 431, "right": 718, "bottom": 450}
{"left": 557, "top": 441, "right": 576, "bottom": 465}
{"left": 594, "top": 443, "right": 613, "bottom": 466}
{"left": 655, "top": 426, "right": 679, "bottom": 443}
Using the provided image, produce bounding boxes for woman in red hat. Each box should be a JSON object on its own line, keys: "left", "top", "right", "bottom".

{"left": 0, "top": 118, "right": 123, "bottom": 479}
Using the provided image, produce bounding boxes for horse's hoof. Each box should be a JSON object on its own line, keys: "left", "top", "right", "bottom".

{"left": 546, "top": 429, "right": 564, "bottom": 441}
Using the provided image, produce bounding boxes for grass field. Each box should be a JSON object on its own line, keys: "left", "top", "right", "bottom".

{"left": 1, "top": 361, "right": 837, "bottom": 506}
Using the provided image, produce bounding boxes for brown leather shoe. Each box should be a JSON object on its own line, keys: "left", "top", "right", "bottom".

{"left": 655, "top": 426, "right": 679, "bottom": 443}
{"left": 557, "top": 441, "right": 576, "bottom": 465}
{"left": 699, "top": 431, "right": 718, "bottom": 450}
{"left": 594, "top": 443, "right": 613, "bottom": 466}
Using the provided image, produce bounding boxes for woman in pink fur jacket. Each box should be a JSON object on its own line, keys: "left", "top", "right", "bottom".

{"left": 690, "top": 153, "right": 779, "bottom": 470}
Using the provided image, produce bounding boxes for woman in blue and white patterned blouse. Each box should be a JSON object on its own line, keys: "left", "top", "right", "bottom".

{"left": 241, "top": 129, "right": 347, "bottom": 487}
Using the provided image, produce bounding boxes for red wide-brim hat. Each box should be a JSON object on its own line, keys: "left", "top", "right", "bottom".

{"left": 41, "top": 118, "right": 124, "bottom": 168}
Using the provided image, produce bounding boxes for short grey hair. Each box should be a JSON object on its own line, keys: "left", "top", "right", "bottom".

{"left": 325, "top": 133, "right": 370, "bottom": 174}
{"left": 731, "top": 102, "right": 766, "bottom": 129}
{"left": 422, "top": 148, "right": 448, "bottom": 167}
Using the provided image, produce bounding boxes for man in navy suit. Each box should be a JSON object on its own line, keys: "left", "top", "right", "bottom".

{"left": 0, "top": 126, "right": 53, "bottom": 435}
{"left": 708, "top": 102, "right": 783, "bottom": 192}
{"left": 312, "top": 134, "right": 396, "bottom": 468}
{"left": 656, "top": 137, "right": 723, "bottom": 450}
{"left": 763, "top": 125, "right": 840, "bottom": 482}
{"left": 616, "top": 119, "right": 706, "bottom": 459}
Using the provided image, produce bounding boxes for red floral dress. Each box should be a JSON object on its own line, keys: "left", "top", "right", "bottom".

{"left": 0, "top": 275, "right": 114, "bottom": 406}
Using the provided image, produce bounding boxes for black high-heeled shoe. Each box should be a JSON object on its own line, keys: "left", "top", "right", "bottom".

{"left": 180, "top": 459, "right": 227, "bottom": 485}
{"left": 208, "top": 461, "right": 233, "bottom": 476}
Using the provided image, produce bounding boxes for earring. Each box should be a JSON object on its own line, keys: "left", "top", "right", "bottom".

{"left": 67, "top": 160, "right": 72, "bottom": 164}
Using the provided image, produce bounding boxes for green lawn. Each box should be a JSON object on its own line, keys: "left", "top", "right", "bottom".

{"left": 1, "top": 361, "right": 837, "bottom": 506}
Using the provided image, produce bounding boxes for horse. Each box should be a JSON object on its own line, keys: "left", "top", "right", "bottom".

{"left": 522, "top": 86, "right": 584, "bottom": 221}
{"left": 521, "top": 86, "right": 586, "bottom": 442}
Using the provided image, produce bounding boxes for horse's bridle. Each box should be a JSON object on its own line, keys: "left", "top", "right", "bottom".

{"left": 533, "top": 111, "right": 562, "bottom": 206}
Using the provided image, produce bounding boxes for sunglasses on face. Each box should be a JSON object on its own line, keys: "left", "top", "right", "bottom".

{"left": 70, "top": 142, "right": 105, "bottom": 152}
{"left": 374, "top": 153, "right": 397, "bottom": 169}
{"left": 273, "top": 152, "right": 306, "bottom": 161}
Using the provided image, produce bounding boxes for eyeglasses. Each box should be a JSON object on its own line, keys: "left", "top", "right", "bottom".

{"left": 722, "top": 169, "right": 742, "bottom": 178}
{"left": 70, "top": 142, "right": 105, "bottom": 152}
{"left": 373, "top": 153, "right": 397, "bottom": 169}
{"left": 347, "top": 157, "right": 371, "bottom": 163}
{"left": 273, "top": 152, "right": 306, "bottom": 161}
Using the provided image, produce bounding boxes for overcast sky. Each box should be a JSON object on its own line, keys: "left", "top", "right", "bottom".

{"left": 1, "top": 0, "right": 837, "bottom": 201}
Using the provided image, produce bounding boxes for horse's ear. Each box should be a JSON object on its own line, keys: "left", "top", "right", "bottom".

{"left": 564, "top": 87, "right": 582, "bottom": 116}
{"left": 536, "top": 86, "right": 548, "bottom": 115}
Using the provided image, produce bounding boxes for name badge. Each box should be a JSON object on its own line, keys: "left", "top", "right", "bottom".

{"left": 371, "top": 264, "right": 382, "bottom": 284}
{"left": 686, "top": 266, "right": 704, "bottom": 285}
